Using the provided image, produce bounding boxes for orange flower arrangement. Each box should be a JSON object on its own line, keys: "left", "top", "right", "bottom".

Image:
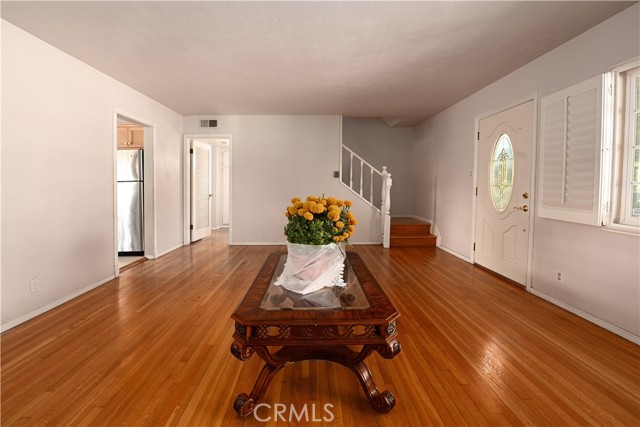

{"left": 284, "top": 195, "right": 357, "bottom": 245}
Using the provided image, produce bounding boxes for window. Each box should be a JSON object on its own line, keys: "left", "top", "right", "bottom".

{"left": 490, "top": 134, "right": 514, "bottom": 212}
{"left": 538, "top": 58, "right": 640, "bottom": 234}
{"left": 538, "top": 75, "right": 610, "bottom": 225}
{"left": 604, "top": 59, "right": 640, "bottom": 233}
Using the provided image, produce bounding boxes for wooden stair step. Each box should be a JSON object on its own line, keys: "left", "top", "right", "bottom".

{"left": 389, "top": 218, "right": 435, "bottom": 247}
{"left": 390, "top": 223, "right": 431, "bottom": 235}
{"left": 390, "top": 234, "right": 437, "bottom": 247}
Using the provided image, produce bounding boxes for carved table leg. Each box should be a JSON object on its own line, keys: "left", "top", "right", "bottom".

{"left": 349, "top": 360, "right": 396, "bottom": 412}
{"left": 232, "top": 342, "right": 401, "bottom": 416}
{"left": 230, "top": 340, "right": 254, "bottom": 361}
{"left": 234, "top": 357, "right": 287, "bottom": 417}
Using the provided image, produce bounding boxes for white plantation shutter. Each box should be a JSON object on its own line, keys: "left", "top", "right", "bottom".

{"left": 539, "top": 74, "right": 611, "bottom": 225}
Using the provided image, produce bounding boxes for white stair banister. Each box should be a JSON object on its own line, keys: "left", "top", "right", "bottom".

{"left": 341, "top": 146, "right": 383, "bottom": 211}
{"left": 381, "top": 166, "right": 392, "bottom": 249}
{"left": 339, "top": 145, "right": 392, "bottom": 247}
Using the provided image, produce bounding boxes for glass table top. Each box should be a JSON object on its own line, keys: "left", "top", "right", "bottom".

{"left": 260, "top": 255, "right": 370, "bottom": 311}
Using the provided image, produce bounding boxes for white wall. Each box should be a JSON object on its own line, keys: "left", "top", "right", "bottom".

{"left": 412, "top": 5, "right": 640, "bottom": 338}
{"left": 1, "top": 22, "right": 184, "bottom": 328}
{"left": 342, "top": 118, "right": 414, "bottom": 215}
{"left": 184, "top": 115, "right": 382, "bottom": 244}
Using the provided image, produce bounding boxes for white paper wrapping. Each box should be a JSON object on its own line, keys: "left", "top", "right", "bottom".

{"left": 275, "top": 243, "right": 346, "bottom": 295}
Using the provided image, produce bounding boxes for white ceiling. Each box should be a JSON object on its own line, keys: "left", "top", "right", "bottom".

{"left": 2, "top": 1, "right": 635, "bottom": 126}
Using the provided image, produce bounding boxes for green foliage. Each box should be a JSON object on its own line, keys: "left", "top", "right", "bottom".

{"left": 284, "top": 215, "right": 335, "bottom": 245}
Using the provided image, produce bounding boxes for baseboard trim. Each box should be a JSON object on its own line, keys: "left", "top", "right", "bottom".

{"left": 530, "top": 288, "right": 640, "bottom": 344}
{"left": 229, "top": 241, "right": 382, "bottom": 246}
{"left": 436, "top": 244, "right": 473, "bottom": 263}
{"left": 1, "top": 274, "right": 116, "bottom": 333}
{"left": 156, "top": 243, "right": 183, "bottom": 258}
{"left": 229, "top": 242, "right": 286, "bottom": 246}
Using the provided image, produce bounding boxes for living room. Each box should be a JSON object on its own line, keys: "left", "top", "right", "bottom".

{"left": 2, "top": 2, "right": 639, "bottom": 426}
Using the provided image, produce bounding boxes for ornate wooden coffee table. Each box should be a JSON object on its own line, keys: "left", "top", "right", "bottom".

{"left": 230, "top": 251, "right": 401, "bottom": 417}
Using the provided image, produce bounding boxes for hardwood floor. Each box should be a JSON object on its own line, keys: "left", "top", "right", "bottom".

{"left": 2, "top": 230, "right": 639, "bottom": 426}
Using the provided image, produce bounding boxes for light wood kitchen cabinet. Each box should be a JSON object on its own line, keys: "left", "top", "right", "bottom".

{"left": 117, "top": 125, "right": 144, "bottom": 149}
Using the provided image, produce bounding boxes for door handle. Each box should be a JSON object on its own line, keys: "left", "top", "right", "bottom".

{"left": 513, "top": 205, "right": 529, "bottom": 212}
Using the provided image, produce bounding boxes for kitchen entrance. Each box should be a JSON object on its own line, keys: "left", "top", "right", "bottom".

{"left": 115, "top": 113, "right": 155, "bottom": 272}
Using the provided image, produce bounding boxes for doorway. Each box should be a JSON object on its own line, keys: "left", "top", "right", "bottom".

{"left": 183, "top": 135, "right": 232, "bottom": 245}
{"left": 474, "top": 99, "right": 535, "bottom": 286}
{"left": 114, "top": 112, "right": 156, "bottom": 274}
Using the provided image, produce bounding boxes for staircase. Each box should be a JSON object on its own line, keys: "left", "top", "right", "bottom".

{"left": 339, "top": 145, "right": 436, "bottom": 248}
{"left": 340, "top": 145, "right": 393, "bottom": 247}
{"left": 390, "top": 217, "right": 437, "bottom": 247}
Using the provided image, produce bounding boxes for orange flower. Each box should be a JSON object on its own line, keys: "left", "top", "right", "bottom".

{"left": 298, "top": 208, "right": 308, "bottom": 216}
{"left": 310, "top": 203, "right": 325, "bottom": 214}
{"left": 291, "top": 197, "right": 301, "bottom": 204}
{"left": 349, "top": 218, "right": 358, "bottom": 225}
{"left": 345, "top": 200, "right": 353, "bottom": 207}
{"left": 303, "top": 212, "right": 314, "bottom": 221}
{"left": 336, "top": 221, "right": 345, "bottom": 229}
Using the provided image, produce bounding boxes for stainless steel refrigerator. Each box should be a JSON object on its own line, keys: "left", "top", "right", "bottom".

{"left": 117, "top": 149, "right": 144, "bottom": 255}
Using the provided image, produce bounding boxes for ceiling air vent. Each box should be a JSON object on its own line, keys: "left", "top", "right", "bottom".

{"left": 200, "top": 119, "right": 218, "bottom": 128}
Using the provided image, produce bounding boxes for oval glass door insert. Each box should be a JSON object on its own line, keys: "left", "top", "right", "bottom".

{"left": 490, "top": 134, "right": 514, "bottom": 211}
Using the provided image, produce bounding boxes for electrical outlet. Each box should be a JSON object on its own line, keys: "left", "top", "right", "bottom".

{"left": 30, "top": 278, "right": 40, "bottom": 293}
{"left": 556, "top": 272, "right": 563, "bottom": 283}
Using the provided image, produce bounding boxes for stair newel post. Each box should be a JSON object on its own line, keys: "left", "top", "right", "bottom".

{"left": 381, "top": 166, "right": 392, "bottom": 249}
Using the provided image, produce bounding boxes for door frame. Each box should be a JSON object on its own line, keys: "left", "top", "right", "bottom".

{"left": 183, "top": 134, "right": 233, "bottom": 246}
{"left": 471, "top": 93, "right": 538, "bottom": 291}
{"left": 113, "top": 109, "right": 158, "bottom": 277}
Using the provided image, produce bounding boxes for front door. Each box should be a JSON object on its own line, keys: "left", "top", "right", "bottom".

{"left": 191, "top": 140, "right": 212, "bottom": 241}
{"left": 475, "top": 100, "right": 533, "bottom": 285}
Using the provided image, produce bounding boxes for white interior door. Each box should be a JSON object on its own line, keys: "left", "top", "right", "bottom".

{"left": 191, "top": 141, "right": 212, "bottom": 241}
{"left": 475, "top": 100, "right": 534, "bottom": 285}
{"left": 221, "top": 148, "right": 230, "bottom": 225}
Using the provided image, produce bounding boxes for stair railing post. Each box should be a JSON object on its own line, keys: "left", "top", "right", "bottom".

{"left": 349, "top": 153, "right": 354, "bottom": 190}
{"left": 381, "top": 166, "right": 392, "bottom": 248}
{"left": 369, "top": 168, "right": 374, "bottom": 205}
{"left": 359, "top": 159, "right": 364, "bottom": 197}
